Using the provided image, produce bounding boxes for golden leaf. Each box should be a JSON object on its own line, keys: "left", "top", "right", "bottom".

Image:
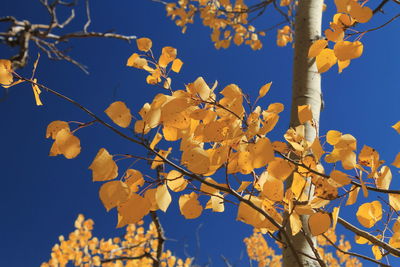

{"left": 105, "top": 101, "right": 132, "bottom": 128}
{"left": 179, "top": 192, "right": 203, "bottom": 219}
{"left": 329, "top": 170, "right": 351, "bottom": 187}
{"left": 32, "top": 79, "right": 43, "bottom": 106}
{"left": 334, "top": 41, "right": 363, "bottom": 61}
{"left": 392, "top": 121, "right": 400, "bottom": 134}
{"left": 171, "top": 58, "right": 183, "bottom": 73}
{"left": 389, "top": 194, "right": 400, "bottom": 211}
{"left": 155, "top": 184, "right": 172, "bottom": 212}
{"left": 346, "top": 185, "right": 359, "bottom": 206}
{"left": 0, "top": 59, "right": 13, "bottom": 86}
{"left": 124, "top": 169, "right": 144, "bottom": 192}
{"left": 50, "top": 129, "right": 81, "bottom": 159}
{"left": 249, "top": 137, "right": 275, "bottom": 169}
{"left": 181, "top": 147, "right": 210, "bottom": 174}
{"left": 117, "top": 193, "right": 151, "bottom": 227}
{"left": 308, "top": 212, "right": 331, "bottom": 236}
{"left": 316, "top": 48, "right": 337, "bottom": 73}
{"left": 89, "top": 148, "right": 118, "bottom": 182}
{"left": 261, "top": 173, "right": 283, "bottom": 202}
{"left": 166, "top": 170, "right": 187, "bottom": 192}
{"left": 46, "top": 120, "right": 70, "bottom": 139}
{"left": 258, "top": 82, "right": 272, "bottom": 98}
{"left": 297, "top": 104, "right": 313, "bottom": 124}
{"left": 136, "top": 37, "right": 152, "bottom": 52}
{"left": 308, "top": 39, "right": 327, "bottom": 58}
{"left": 392, "top": 152, "right": 400, "bottom": 168}
{"left": 290, "top": 212, "right": 302, "bottom": 236}
{"left": 356, "top": 201, "right": 382, "bottom": 228}
{"left": 267, "top": 158, "right": 294, "bottom": 181}
{"left": 99, "top": 181, "right": 131, "bottom": 211}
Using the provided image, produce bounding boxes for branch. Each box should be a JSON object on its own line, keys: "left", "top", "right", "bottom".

{"left": 338, "top": 217, "right": 400, "bottom": 257}
{"left": 322, "top": 233, "right": 390, "bottom": 267}
{"left": 150, "top": 211, "right": 165, "bottom": 267}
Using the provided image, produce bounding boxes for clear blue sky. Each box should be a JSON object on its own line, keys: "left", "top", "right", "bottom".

{"left": 1, "top": 0, "right": 399, "bottom": 266}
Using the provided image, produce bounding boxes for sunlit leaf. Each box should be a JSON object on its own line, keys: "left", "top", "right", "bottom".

{"left": 308, "top": 212, "right": 331, "bottom": 236}
{"left": 334, "top": 41, "right": 363, "bottom": 61}
{"left": 136, "top": 37, "right": 152, "bottom": 52}
{"left": 393, "top": 121, "right": 400, "bottom": 134}
{"left": 308, "top": 39, "right": 327, "bottom": 58}
{"left": 124, "top": 169, "right": 144, "bottom": 192}
{"left": 171, "top": 58, "right": 183, "bottom": 73}
{"left": 32, "top": 78, "right": 43, "bottom": 106}
{"left": 89, "top": 148, "right": 118, "bottom": 181}
{"left": 298, "top": 104, "right": 313, "bottom": 124}
{"left": 166, "top": 170, "right": 187, "bottom": 192}
{"left": 99, "top": 181, "right": 130, "bottom": 211}
{"left": 105, "top": 101, "right": 132, "bottom": 128}
{"left": 117, "top": 193, "right": 151, "bottom": 227}
{"left": 258, "top": 82, "right": 272, "bottom": 98}
{"left": 316, "top": 48, "right": 337, "bottom": 73}
{"left": 50, "top": 129, "right": 81, "bottom": 159}
{"left": 46, "top": 121, "right": 70, "bottom": 139}
{"left": 179, "top": 192, "right": 203, "bottom": 219}
{"left": 356, "top": 201, "right": 382, "bottom": 228}
{"left": 267, "top": 158, "right": 295, "bottom": 181}
{"left": 155, "top": 184, "right": 172, "bottom": 212}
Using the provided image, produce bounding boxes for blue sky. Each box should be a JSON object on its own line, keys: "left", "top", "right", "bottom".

{"left": 1, "top": 0, "right": 399, "bottom": 266}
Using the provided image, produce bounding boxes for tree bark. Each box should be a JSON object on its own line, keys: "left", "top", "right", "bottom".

{"left": 282, "top": 0, "right": 323, "bottom": 266}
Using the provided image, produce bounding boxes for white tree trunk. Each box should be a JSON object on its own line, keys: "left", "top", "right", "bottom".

{"left": 282, "top": 0, "right": 323, "bottom": 266}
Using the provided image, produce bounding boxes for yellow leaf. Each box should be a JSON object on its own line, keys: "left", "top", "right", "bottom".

{"left": 206, "top": 193, "right": 224, "bottom": 212}
{"left": 190, "top": 76, "right": 211, "bottom": 100}
{"left": 159, "top": 46, "right": 177, "bottom": 68}
{"left": 326, "top": 130, "right": 342, "bottom": 145}
{"left": 166, "top": 170, "right": 187, "bottom": 192}
{"left": 334, "top": 41, "right": 363, "bottom": 61}
{"left": 355, "top": 235, "right": 370, "bottom": 244}
{"left": 392, "top": 121, "right": 400, "bottom": 134}
{"left": 155, "top": 184, "right": 172, "bottom": 212}
{"left": 329, "top": 170, "right": 351, "bottom": 187}
{"left": 316, "top": 48, "right": 337, "bottom": 73}
{"left": 308, "top": 212, "right": 331, "bottom": 236}
{"left": 372, "top": 246, "right": 383, "bottom": 260}
{"left": 356, "top": 201, "right": 382, "bottom": 228}
{"left": 262, "top": 174, "right": 283, "bottom": 202}
{"left": 136, "top": 37, "right": 152, "bottom": 52}
{"left": 267, "top": 158, "right": 295, "bottom": 181}
{"left": 32, "top": 79, "right": 43, "bottom": 106}
{"left": 346, "top": 185, "right": 359, "bottom": 206}
{"left": 126, "top": 53, "right": 148, "bottom": 68}
{"left": 392, "top": 152, "right": 400, "bottom": 168}
{"left": 105, "top": 101, "right": 132, "bottom": 128}
{"left": 181, "top": 147, "right": 210, "bottom": 174}
{"left": 291, "top": 172, "right": 307, "bottom": 200}
{"left": 124, "top": 169, "right": 144, "bottom": 192}
{"left": 179, "top": 192, "right": 203, "bottom": 219}
{"left": 99, "top": 181, "right": 131, "bottom": 211}
{"left": 144, "top": 188, "right": 159, "bottom": 211}
{"left": 46, "top": 120, "right": 70, "bottom": 139}
{"left": 258, "top": 82, "right": 272, "bottom": 98}
{"left": 238, "top": 150, "right": 253, "bottom": 174}
{"left": 151, "top": 147, "right": 172, "bottom": 169}
{"left": 393, "top": 218, "right": 400, "bottom": 232}
{"left": 50, "top": 129, "right": 81, "bottom": 159}
{"left": 389, "top": 194, "right": 400, "bottom": 211}
{"left": 89, "top": 148, "right": 118, "bottom": 181}
{"left": 297, "top": 104, "right": 313, "bottom": 124}
{"left": 0, "top": 59, "right": 13, "bottom": 86}
{"left": 290, "top": 212, "right": 302, "bottom": 236}
{"left": 348, "top": 2, "right": 373, "bottom": 23}
{"left": 249, "top": 137, "right": 275, "bottom": 169}
{"left": 117, "top": 193, "right": 151, "bottom": 228}
{"left": 338, "top": 59, "right": 350, "bottom": 73}
{"left": 325, "top": 28, "right": 344, "bottom": 43}
{"left": 236, "top": 181, "right": 252, "bottom": 193}
{"left": 308, "top": 39, "right": 327, "bottom": 58}
{"left": 311, "top": 137, "right": 324, "bottom": 161}
{"left": 376, "top": 166, "right": 392, "bottom": 190}
{"left": 389, "top": 232, "right": 400, "bottom": 248}
{"left": 171, "top": 58, "right": 183, "bottom": 73}
{"left": 150, "top": 133, "right": 162, "bottom": 150}
{"left": 332, "top": 207, "right": 340, "bottom": 230}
